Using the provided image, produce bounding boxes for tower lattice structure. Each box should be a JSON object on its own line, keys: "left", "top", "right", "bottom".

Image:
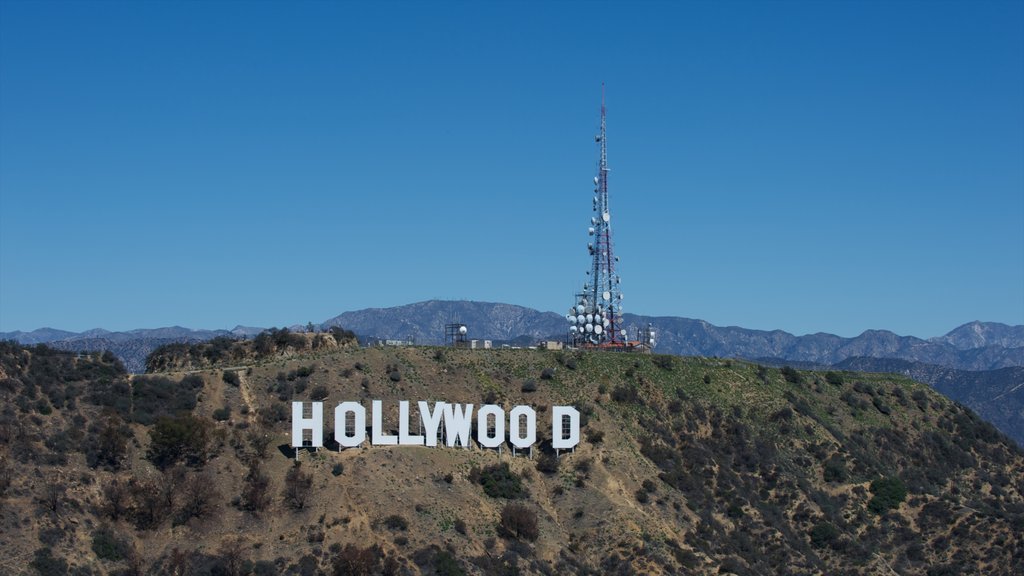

{"left": 567, "top": 88, "right": 625, "bottom": 346}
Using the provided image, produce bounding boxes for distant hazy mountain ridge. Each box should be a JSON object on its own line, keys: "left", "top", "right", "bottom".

{"left": 4, "top": 303, "right": 1021, "bottom": 372}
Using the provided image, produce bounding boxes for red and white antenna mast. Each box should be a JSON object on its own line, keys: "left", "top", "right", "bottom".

{"left": 566, "top": 85, "right": 627, "bottom": 346}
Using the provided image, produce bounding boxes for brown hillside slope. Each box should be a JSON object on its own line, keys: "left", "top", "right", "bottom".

{"left": 0, "top": 341, "right": 1022, "bottom": 575}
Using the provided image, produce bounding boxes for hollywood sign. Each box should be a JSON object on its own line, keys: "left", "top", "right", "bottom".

{"left": 292, "top": 400, "right": 580, "bottom": 450}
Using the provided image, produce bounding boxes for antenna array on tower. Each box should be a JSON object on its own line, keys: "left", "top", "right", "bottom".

{"left": 565, "top": 88, "right": 653, "bottom": 351}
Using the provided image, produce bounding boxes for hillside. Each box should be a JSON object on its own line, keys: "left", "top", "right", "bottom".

{"left": 1, "top": 340, "right": 1022, "bottom": 575}
{"left": 835, "top": 357, "right": 1024, "bottom": 447}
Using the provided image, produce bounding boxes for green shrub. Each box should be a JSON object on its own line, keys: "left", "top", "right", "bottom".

{"left": 472, "top": 463, "right": 526, "bottom": 499}
{"left": 611, "top": 384, "right": 639, "bottom": 403}
{"left": 781, "top": 366, "right": 804, "bottom": 385}
{"left": 823, "top": 454, "right": 847, "bottom": 483}
{"left": 29, "top": 548, "right": 68, "bottom": 576}
{"left": 535, "top": 453, "right": 560, "bottom": 475}
{"left": 212, "top": 406, "right": 231, "bottom": 422}
{"left": 91, "top": 523, "right": 130, "bottom": 561}
{"left": 147, "top": 414, "right": 210, "bottom": 469}
{"left": 435, "top": 550, "right": 464, "bottom": 575}
{"left": 222, "top": 371, "right": 240, "bottom": 386}
{"left": 127, "top": 375, "right": 203, "bottom": 425}
{"left": 868, "top": 477, "right": 907, "bottom": 514}
{"left": 382, "top": 514, "right": 409, "bottom": 531}
{"left": 809, "top": 522, "right": 839, "bottom": 548}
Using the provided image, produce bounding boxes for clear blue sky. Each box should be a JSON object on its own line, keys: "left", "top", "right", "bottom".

{"left": 1, "top": 0, "right": 1022, "bottom": 338}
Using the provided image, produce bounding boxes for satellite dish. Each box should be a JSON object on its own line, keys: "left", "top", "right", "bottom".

{"left": 602, "top": 291, "right": 611, "bottom": 301}
{"left": 576, "top": 315, "right": 585, "bottom": 324}
{"left": 594, "top": 325, "right": 603, "bottom": 335}
{"left": 618, "top": 293, "right": 623, "bottom": 299}
{"left": 620, "top": 329, "right": 627, "bottom": 337}
{"left": 576, "top": 304, "right": 585, "bottom": 314}
{"left": 585, "top": 323, "right": 594, "bottom": 333}
{"left": 602, "top": 212, "right": 610, "bottom": 223}
{"left": 586, "top": 314, "right": 593, "bottom": 323}
{"left": 588, "top": 227, "right": 595, "bottom": 235}
{"left": 603, "top": 319, "right": 610, "bottom": 327}
{"left": 570, "top": 326, "right": 578, "bottom": 333}
{"left": 459, "top": 326, "right": 467, "bottom": 335}
{"left": 566, "top": 314, "right": 574, "bottom": 322}
{"left": 593, "top": 176, "right": 599, "bottom": 185}
{"left": 594, "top": 314, "right": 602, "bottom": 323}
{"left": 591, "top": 217, "right": 597, "bottom": 225}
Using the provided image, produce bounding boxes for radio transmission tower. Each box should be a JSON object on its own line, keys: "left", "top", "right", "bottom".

{"left": 567, "top": 86, "right": 627, "bottom": 347}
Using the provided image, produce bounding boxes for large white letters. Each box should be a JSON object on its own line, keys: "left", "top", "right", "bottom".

{"left": 291, "top": 402, "right": 323, "bottom": 448}
{"left": 476, "top": 405, "right": 505, "bottom": 448}
{"left": 552, "top": 405, "right": 581, "bottom": 450}
{"left": 443, "top": 403, "right": 474, "bottom": 448}
{"left": 371, "top": 400, "right": 398, "bottom": 445}
{"left": 398, "top": 400, "right": 425, "bottom": 446}
{"left": 293, "top": 400, "right": 581, "bottom": 452}
{"left": 334, "top": 401, "right": 366, "bottom": 448}
{"left": 509, "top": 405, "right": 536, "bottom": 449}
{"left": 419, "top": 401, "right": 446, "bottom": 447}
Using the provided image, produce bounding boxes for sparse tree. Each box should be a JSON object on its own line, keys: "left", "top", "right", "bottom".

{"left": 499, "top": 502, "right": 539, "bottom": 541}
{"left": 41, "top": 475, "right": 64, "bottom": 514}
{"left": 102, "top": 478, "right": 131, "bottom": 520}
{"left": 0, "top": 455, "right": 11, "bottom": 497}
{"left": 282, "top": 461, "right": 313, "bottom": 510}
{"left": 217, "top": 536, "right": 248, "bottom": 576}
{"left": 245, "top": 425, "right": 272, "bottom": 459}
{"left": 87, "top": 414, "right": 131, "bottom": 470}
{"left": 164, "top": 547, "right": 191, "bottom": 576}
{"left": 128, "top": 474, "right": 173, "bottom": 530}
{"left": 177, "top": 470, "right": 220, "bottom": 523}
{"left": 240, "top": 461, "right": 272, "bottom": 513}
{"left": 331, "top": 544, "right": 382, "bottom": 576}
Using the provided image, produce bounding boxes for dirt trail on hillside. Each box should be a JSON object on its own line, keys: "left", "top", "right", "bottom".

{"left": 237, "top": 370, "right": 257, "bottom": 424}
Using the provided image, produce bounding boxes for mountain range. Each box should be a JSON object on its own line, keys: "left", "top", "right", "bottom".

{"left": 7, "top": 301, "right": 1020, "bottom": 372}
{"left": 3, "top": 300, "right": 1022, "bottom": 444}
